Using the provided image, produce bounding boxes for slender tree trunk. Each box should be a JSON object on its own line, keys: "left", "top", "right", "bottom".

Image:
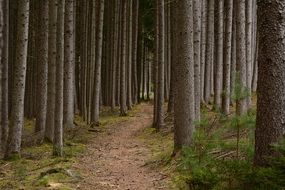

{"left": 63, "top": 0, "right": 75, "bottom": 128}
{"left": 5, "top": 0, "right": 29, "bottom": 159}
{"left": 126, "top": 0, "right": 133, "bottom": 109}
{"left": 156, "top": 0, "right": 165, "bottom": 130}
{"left": 236, "top": 0, "right": 247, "bottom": 115}
{"left": 213, "top": 0, "right": 223, "bottom": 110}
{"left": 204, "top": 0, "right": 214, "bottom": 103}
{"left": 167, "top": 1, "right": 176, "bottom": 113}
{"left": 230, "top": 2, "right": 237, "bottom": 105}
{"left": 200, "top": 0, "right": 207, "bottom": 104}
{"left": 92, "top": 0, "right": 105, "bottom": 124}
{"left": 132, "top": 0, "right": 138, "bottom": 104}
{"left": 1, "top": 0, "right": 9, "bottom": 150}
{"left": 120, "top": 0, "right": 127, "bottom": 116}
{"left": 45, "top": 0, "right": 58, "bottom": 142}
{"left": 53, "top": 0, "right": 65, "bottom": 157}
{"left": 0, "top": 0, "right": 3, "bottom": 150}
{"left": 193, "top": 0, "right": 201, "bottom": 120}
{"left": 246, "top": 0, "right": 253, "bottom": 107}
{"left": 35, "top": 0, "right": 49, "bottom": 135}
{"left": 222, "top": 0, "right": 233, "bottom": 115}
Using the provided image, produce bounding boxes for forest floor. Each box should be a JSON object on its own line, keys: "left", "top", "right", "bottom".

{"left": 0, "top": 103, "right": 175, "bottom": 190}
{"left": 71, "top": 103, "right": 171, "bottom": 190}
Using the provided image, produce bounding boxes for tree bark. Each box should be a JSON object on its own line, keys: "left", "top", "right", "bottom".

{"left": 174, "top": 0, "right": 195, "bottom": 151}
{"left": 254, "top": 0, "right": 285, "bottom": 166}
{"left": 63, "top": 0, "right": 75, "bottom": 128}
{"left": 222, "top": 0, "right": 233, "bottom": 115}
{"left": 35, "top": 0, "right": 49, "bottom": 135}
{"left": 5, "top": 0, "right": 29, "bottom": 159}
{"left": 213, "top": 0, "right": 223, "bottom": 110}
{"left": 92, "top": 0, "right": 105, "bottom": 124}
{"left": 1, "top": 0, "right": 8, "bottom": 150}
{"left": 204, "top": 0, "right": 214, "bottom": 103}
{"left": 53, "top": 0, "right": 65, "bottom": 157}
{"left": 156, "top": 0, "right": 165, "bottom": 130}
{"left": 193, "top": 0, "right": 201, "bottom": 120}
{"left": 236, "top": 0, "right": 247, "bottom": 115}
{"left": 45, "top": 0, "right": 58, "bottom": 142}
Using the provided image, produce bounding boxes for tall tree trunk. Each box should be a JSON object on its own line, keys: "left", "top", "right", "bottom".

{"left": 35, "top": 0, "right": 49, "bottom": 135}
{"left": 45, "top": 0, "right": 58, "bottom": 142}
{"left": 92, "top": 0, "right": 105, "bottom": 124}
{"left": 1, "top": 0, "right": 9, "bottom": 150}
{"left": 230, "top": 1, "right": 237, "bottom": 105}
{"left": 236, "top": 0, "right": 247, "bottom": 115}
{"left": 213, "top": 0, "right": 223, "bottom": 110}
{"left": 254, "top": 0, "right": 285, "bottom": 166}
{"left": 120, "top": 0, "right": 127, "bottom": 116}
{"left": 156, "top": 0, "right": 165, "bottom": 130}
{"left": 0, "top": 0, "right": 3, "bottom": 150}
{"left": 5, "top": 0, "right": 29, "bottom": 159}
{"left": 204, "top": 0, "right": 214, "bottom": 103}
{"left": 126, "top": 0, "right": 133, "bottom": 109}
{"left": 63, "top": 0, "right": 75, "bottom": 128}
{"left": 200, "top": 0, "right": 207, "bottom": 104}
{"left": 193, "top": 0, "right": 201, "bottom": 120}
{"left": 222, "top": 0, "right": 233, "bottom": 115}
{"left": 173, "top": 0, "right": 195, "bottom": 151}
{"left": 132, "top": 0, "right": 138, "bottom": 104}
{"left": 245, "top": 0, "right": 253, "bottom": 107}
{"left": 53, "top": 0, "right": 65, "bottom": 157}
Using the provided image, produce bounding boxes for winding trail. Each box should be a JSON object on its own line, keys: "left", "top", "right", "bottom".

{"left": 73, "top": 104, "right": 169, "bottom": 190}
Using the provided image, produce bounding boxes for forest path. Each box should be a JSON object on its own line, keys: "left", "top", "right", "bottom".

{"left": 73, "top": 103, "right": 169, "bottom": 190}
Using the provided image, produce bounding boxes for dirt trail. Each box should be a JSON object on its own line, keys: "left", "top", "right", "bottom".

{"left": 73, "top": 104, "right": 169, "bottom": 190}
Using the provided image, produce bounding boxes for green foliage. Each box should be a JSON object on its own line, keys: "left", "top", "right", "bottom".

{"left": 176, "top": 108, "right": 285, "bottom": 190}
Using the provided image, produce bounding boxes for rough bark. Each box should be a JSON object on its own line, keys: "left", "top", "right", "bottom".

{"left": 254, "top": 0, "right": 285, "bottom": 166}
{"left": 53, "top": 0, "right": 65, "bottom": 157}
{"left": 1, "top": 0, "right": 8, "bottom": 149}
{"left": 213, "top": 0, "right": 223, "bottom": 109}
{"left": 5, "top": 0, "right": 30, "bottom": 159}
{"left": 120, "top": 0, "right": 127, "bottom": 116}
{"left": 193, "top": 0, "right": 201, "bottom": 120}
{"left": 204, "top": 0, "right": 214, "bottom": 103}
{"left": 236, "top": 0, "right": 247, "bottom": 115}
{"left": 222, "top": 0, "right": 233, "bottom": 115}
{"left": 63, "top": 0, "right": 75, "bottom": 128}
{"left": 156, "top": 0, "right": 165, "bottom": 130}
{"left": 35, "top": 0, "right": 49, "bottom": 134}
{"left": 45, "top": 0, "right": 58, "bottom": 142}
{"left": 92, "top": 0, "right": 105, "bottom": 124}
{"left": 174, "top": 0, "right": 195, "bottom": 151}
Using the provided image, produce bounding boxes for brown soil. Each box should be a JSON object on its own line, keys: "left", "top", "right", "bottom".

{"left": 72, "top": 104, "right": 169, "bottom": 190}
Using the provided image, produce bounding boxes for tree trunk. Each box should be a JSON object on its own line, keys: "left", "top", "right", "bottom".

{"left": 35, "top": 0, "right": 49, "bottom": 135}
{"left": 254, "top": 0, "right": 285, "bottom": 166}
{"left": 120, "top": 0, "right": 127, "bottom": 116}
{"left": 5, "top": 0, "right": 30, "bottom": 159}
{"left": 156, "top": 0, "right": 165, "bottom": 130}
{"left": 222, "top": 0, "right": 233, "bottom": 115}
{"left": 45, "top": 0, "right": 58, "bottom": 142}
{"left": 213, "top": 0, "right": 223, "bottom": 110}
{"left": 193, "top": 0, "right": 201, "bottom": 120}
{"left": 1, "top": 0, "right": 8, "bottom": 150}
{"left": 204, "top": 0, "right": 214, "bottom": 103}
{"left": 53, "top": 0, "right": 65, "bottom": 157}
{"left": 63, "top": 0, "right": 75, "bottom": 128}
{"left": 173, "top": 0, "right": 195, "bottom": 151}
{"left": 92, "top": 0, "right": 105, "bottom": 124}
{"left": 236, "top": 0, "right": 247, "bottom": 115}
